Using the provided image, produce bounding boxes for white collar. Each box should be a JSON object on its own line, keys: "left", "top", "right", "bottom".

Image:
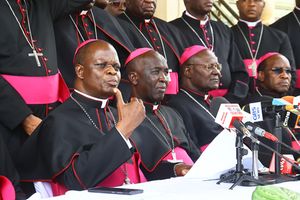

{"left": 80, "top": 10, "right": 88, "bottom": 16}
{"left": 296, "top": 6, "right": 300, "bottom": 11}
{"left": 239, "top": 19, "right": 261, "bottom": 27}
{"left": 74, "top": 89, "right": 108, "bottom": 109}
{"left": 153, "top": 104, "right": 159, "bottom": 111}
{"left": 185, "top": 10, "right": 209, "bottom": 25}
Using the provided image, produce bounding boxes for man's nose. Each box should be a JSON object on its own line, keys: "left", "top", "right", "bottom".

{"left": 159, "top": 71, "right": 168, "bottom": 82}
{"left": 279, "top": 69, "right": 291, "bottom": 79}
{"left": 106, "top": 65, "right": 118, "bottom": 75}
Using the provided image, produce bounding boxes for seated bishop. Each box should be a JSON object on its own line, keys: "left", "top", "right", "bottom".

{"left": 125, "top": 48, "right": 201, "bottom": 181}
{"left": 167, "top": 45, "right": 224, "bottom": 152}
{"left": 16, "top": 40, "right": 146, "bottom": 197}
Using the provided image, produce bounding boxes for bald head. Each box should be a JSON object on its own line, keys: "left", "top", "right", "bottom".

{"left": 258, "top": 54, "right": 290, "bottom": 72}
{"left": 126, "top": 50, "right": 165, "bottom": 74}
{"left": 74, "top": 40, "right": 121, "bottom": 98}
{"left": 126, "top": 50, "right": 168, "bottom": 102}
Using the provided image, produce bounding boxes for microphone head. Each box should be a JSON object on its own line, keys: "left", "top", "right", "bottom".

{"left": 281, "top": 96, "right": 295, "bottom": 104}
{"left": 210, "top": 97, "right": 230, "bottom": 117}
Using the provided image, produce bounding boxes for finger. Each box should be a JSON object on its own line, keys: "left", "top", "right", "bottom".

{"left": 114, "top": 88, "right": 125, "bottom": 107}
{"left": 137, "top": 98, "right": 143, "bottom": 104}
{"left": 130, "top": 97, "right": 138, "bottom": 102}
{"left": 181, "top": 169, "right": 189, "bottom": 176}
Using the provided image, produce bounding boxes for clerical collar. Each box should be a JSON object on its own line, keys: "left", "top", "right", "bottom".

{"left": 74, "top": 89, "right": 108, "bottom": 108}
{"left": 80, "top": 10, "right": 88, "bottom": 15}
{"left": 255, "top": 87, "right": 284, "bottom": 98}
{"left": 124, "top": 11, "right": 151, "bottom": 24}
{"left": 185, "top": 11, "right": 209, "bottom": 25}
{"left": 180, "top": 88, "right": 212, "bottom": 105}
{"left": 143, "top": 101, "right": 160, "bottom": 111}
{"left": 181, "top": 87, "right": 207, "bottom": 98}
{"left": 239, "top": 19, "right": 261, "bottom": 28}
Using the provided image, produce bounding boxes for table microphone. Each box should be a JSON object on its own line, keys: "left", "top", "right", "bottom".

{"left": 245, "top": 122, "right": 300, "bottom": 156}
{"left": 233, "top": 121, "right": 300, "bottom": 173}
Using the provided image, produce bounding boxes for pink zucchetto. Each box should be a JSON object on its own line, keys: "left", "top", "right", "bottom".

{"left": 125, "top": 48, "right": 153, "bottom": 66}
{"left": 257, "top": 52, "right": 280, "bottom": 70}
{"left": 179, "top": 45, "right": 208, "bottom": 66}
{"left": 73, "top": 39, "right": 98, "bottom": 65}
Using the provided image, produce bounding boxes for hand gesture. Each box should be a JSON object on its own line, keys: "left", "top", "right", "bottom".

{"left": 114, "top": 88, "right": 145, "bottom": 138}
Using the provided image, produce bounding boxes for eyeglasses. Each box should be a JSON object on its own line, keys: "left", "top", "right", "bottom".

{"left": 187, "top": 63, "right": 222, "bottom": 72}
{"left": 270, "top": 67, "right": 292, "bottom": 75}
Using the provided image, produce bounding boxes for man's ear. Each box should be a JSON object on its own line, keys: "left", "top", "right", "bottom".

{"left": 75, "top": 64, "right": 84, "bottom": 79}
{"left": 128, "top": 71, "right": 139, "bottom": 86}
{"left": 236, "top": 0, "right": 240, "bottom": 11}
{"left": 184, "top": 66, "right": 193, "bottom": 79}
{"left": 257, "top": 70, "right": 265, "bottom": 82}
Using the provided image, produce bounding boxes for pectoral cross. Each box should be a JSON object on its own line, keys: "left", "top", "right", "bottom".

{"left": 167, "top": 150, "right": 183, "bottom": 163}
{"left": 28, "top": 49, "right": 43, "bottom": 67}
{"left": 123, "top": 176, "right": 131, "bottom": 185}
{"left": 248, "top": 61, "right": 257, "bottom": 77}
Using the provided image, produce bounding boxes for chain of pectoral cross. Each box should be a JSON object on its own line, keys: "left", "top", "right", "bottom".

{"left": 5, "top": 0, "right": 43, "bottom": 67}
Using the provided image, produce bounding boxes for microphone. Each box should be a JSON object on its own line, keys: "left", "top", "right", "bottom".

{"left": 261, "top": 103, "right": 298, "bottom": 113}
{"left": 282, "top": 110, "right": 300, "bottom": 129}
{"left": 245, "top": 122, "right": 300, "bottom": 156}
{"left": 244, "top": 98, "right": 297, "bottom": 123}
{"left": 281, "top": 95, "right": 300, "bottom": 106}
{"left": 211, "top": 98, "right": 300, "bottom": 175}
{"left": 245, "top": 122, "right": 278, "bottom": 142}
{"left": 211, "top": 97, "right": 244, "bottom": 129}
{"left": 234, "top": 121, "right": 300, "bottom": 173}
{"left": 210, "top": 96, "right": 230, "bottom": 117}
{"left": 232, "top": 120, "right": 254, "bottom": 139}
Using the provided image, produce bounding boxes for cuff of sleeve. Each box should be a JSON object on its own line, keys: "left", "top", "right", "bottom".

{"left": 116, "top": 127, "right": 132, "bottom": 149}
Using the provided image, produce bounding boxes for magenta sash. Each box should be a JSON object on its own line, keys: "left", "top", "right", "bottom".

{"left": 165, "top": 72, "right": 179, "bottom": 95}
{"left": 296, "top": 70, "right": 300, "bottom": 89}
{"left": 208, "top": 89, "right": 228, "bottom": 97}
{"left": 200, "top": 144, "right": 209, "bottom": 153}
{"left": 98, "top": 163, "right": 141, "bottom": 187}
{"left": 162, "top": 147, "right": 194, "bottom": 165}
{"left": 243, "top": 59, "right": 259, "bottom": 78}
{"left": 292, "top": 141, "right": 300, "bottom": 151}
{"left": 2, "top": 73, "right": 70, "bottom": 104}
{"left": 0, "top": 176, "right": 15, "bottom": 200}
{"left": 50, "top": 155, "right": 145, "bottom": 196}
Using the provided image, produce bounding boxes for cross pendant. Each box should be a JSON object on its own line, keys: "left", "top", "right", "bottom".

{"left": 167, "top": 151, "right": 183, "bottom": 163}
{"left": 28, "top": 49, "right": 43, "bottom": 67}
{"left": 248, "top": 61, "right": 257, "bottom": 77}
{"left": 123, "top": 177, "right": 131, "bottom": 185}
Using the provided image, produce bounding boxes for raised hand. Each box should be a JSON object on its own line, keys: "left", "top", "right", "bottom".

{"left": 114, "top": 88, "right": 145, "bottom": 138}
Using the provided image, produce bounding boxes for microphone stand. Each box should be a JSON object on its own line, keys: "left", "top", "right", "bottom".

{"left": 252, "top": 140, "right": 259, "bottom": 179}
{"left": 273, "top": 113, "right": 282, "bottom": 175}
{"left": 249, "top": 110, "right": 299, "bottom": 183}
{"left": 217, "top": 130, "right": 265, "bottom": 189}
